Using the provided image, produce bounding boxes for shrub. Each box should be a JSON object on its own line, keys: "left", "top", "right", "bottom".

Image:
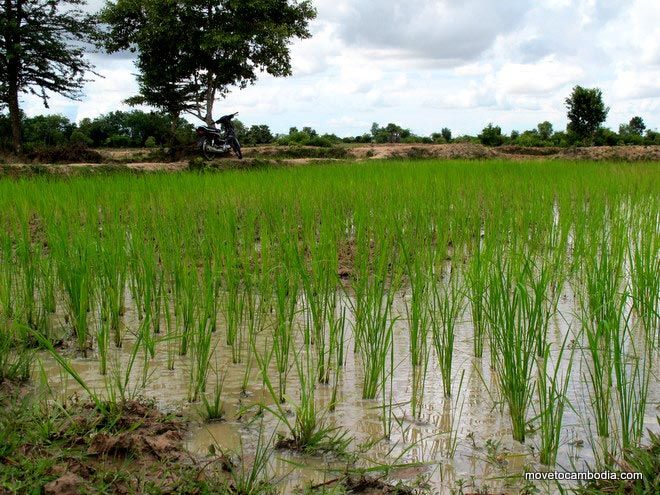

{"left": 145, "top": 136, "right": 157, "bottom": 148}
{"left": 644, "top": 130, "right": 659, "bottom": 145}
{"left": 105, "top": 135, "right": 132, "bottom": 148}
{"left": 27, "top": 144, "right": 103, "bottom": 164}
{"left": 69, "top": 130, "right": 93, "bottom": 147}
{"left": 593, "top": 127, "right": 619, "bottom": 146}
{"left": 188, "top": 156, "right": 210, "bottom": 171}
{"left": 307, "top": 136, "right": 334, "bottom": 148}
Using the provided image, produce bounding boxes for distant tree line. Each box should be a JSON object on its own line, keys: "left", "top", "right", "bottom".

{"left": 1, "top": 85, "right": 657, "bottom": 152}
{"left": 2, "top": 109, "right": 657, "bottom": 153}
{"left": 0, "top": 110, "right": 286, "bottom": 152}
{"left": 0, "top": 111, "right": 194, "bottom": 152}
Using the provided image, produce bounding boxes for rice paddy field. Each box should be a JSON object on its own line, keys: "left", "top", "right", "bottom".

{"left": 1, "top": 159, "right": 659, "bottom": 494}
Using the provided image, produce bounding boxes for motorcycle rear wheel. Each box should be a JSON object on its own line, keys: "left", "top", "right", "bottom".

{"left": 201, "top": 139, "right": 215, "bottom": 160}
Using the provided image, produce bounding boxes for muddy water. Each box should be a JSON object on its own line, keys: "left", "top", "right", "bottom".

{"left": 38, "top": 285, "right": 660, "bottom": 495}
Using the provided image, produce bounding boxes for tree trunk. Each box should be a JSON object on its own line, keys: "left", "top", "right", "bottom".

{"left": 169, "top": 112, "right": 179, "bottom": 147}
{"left": 7, "top": 84, "right": 22, "bottom": 154}
{"left": 203, "top": 75, "right": 216, "bottom": 127}
{"left": 4, "top": 0, "right": 23, "bottom": 153}
{"left": 202, "top": 4, "right": 216, "bottom": 128}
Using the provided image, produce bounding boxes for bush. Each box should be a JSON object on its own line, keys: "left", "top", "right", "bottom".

{"left": 105, "top": 135, "right": 132, "bottom": 148}
{"left": 478, "top": 124, "right": 505, "bottom": 146}
{"left": 593, "top": 127, "right": 619, "bottom": 146}
{"left": 145, "top": 136, "right": 157, "bottom": 148}
{"left": 27, "top": 144, "right": 103, "bottom": 164}
{"left": 69, "top": 130, "right": 93, "bottom": 147}
{"left": 307, "top": 136, "right": 334, "bottom": 147}
{"left": 644, "top": 130, "right": 659, "bottom": 145}
{"left": 188, "top": 156, "right": 210, "bottom": 171}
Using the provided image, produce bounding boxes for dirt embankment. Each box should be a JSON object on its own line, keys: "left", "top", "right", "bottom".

{"left": 49, "top": 143, "right": 660, "bottom": 163}
{"left": 1, "top": 144, "right": 658, "bottom": 175}
{"left": 341, "top": 143, "right": 660, "bottom": 161}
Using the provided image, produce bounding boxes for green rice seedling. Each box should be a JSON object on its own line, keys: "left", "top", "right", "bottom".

{"left": 202, "top": 255, "right": 221, "bottom": 334}
{"left": 441, "top": 370, "right": 465, "bottom": 459}
{"left": 240, "top": 271, "right": 268, "bottom": 395}
{"left": 150, "top": 263, "right": 165, "bottom": 335}
{"left": 398, "top": 222, "right": 432, "bottom": 360}
{"left": 16, "top": 230, "right": 37, "bottom": 329}
{"left": 487, "top": 252, "right": 538, "bottom": 443}
{"left": 271, "top": 263, "right": 299, "bottom": 403}
{"left": 524, "top": 258, "right": 557, "bottom": 358}
{"left": 255, "top": 334, "right": 351, "bottom": 455}
{"left": 55, "top": 234, "right": 96, "bottom": 356}
{"left": 612, "top": 309, "right": 651, "bottom": 456}
{"left": 96, "top": 297, "right": 111, "bottom": 375}
{"left": 330, "top": 297, "right": 347, "bottom": 370}
{"left": 39, "top": 255, "right": 57, "bottom": 315}
{"left": 381, "top": 327, "right": 396, "bottom": 439}
{"left": 138, "top": 311, "right": 157, "bottom": 388}
{"left": 98, "top": 231, "right": 127, "bottom": 348}
{"left": 292, "top": 227, "right": 339, "bottom": 385}
{"left": 536, "top": 332, "right": 574, "bottom": 466}
{"left": 0, "top": 233, "right": 15, "bottom": 320}
{"left": 0, "top": 325, "right": 32, "bottom": 382}
{"left": 162, "top": 285, "right": 176, "bottom": 371}
{"left": 467, "top": 242, "right": 490, "bottom": 358}
{"left": 327, "top": 300, "right": 347, "bottom": 413}
{"left": 402, "top": 259, "right": 431, "bottom": 418}
{"left": 223, "top": 422, "right": 278, "bottom": 495}
{"left": 220, "top": 240, "right": 246, "bottom": 364}
{"left": 354, "top": 250, "right": 395, "bottom": 399}
{"left": 175, "top": 263, "right": 197, "bottom": 357}
{"left": 201, "top": 372, "right": 226, "bottom": 421}
{"left": 431, "top": 266, "right": 465, "bottom": 398}
{"left": 189, "top": 308, "right": 216, "bottom": 402}
{"left": 105, "top": 329, "right": 144, "bottom": 404}
{"left": 579, "top": 227, "right": 626, "bottom": 439}
{"left": 628, "top": 212, "right": 659, "bottom": 349}
{"left": 127, "top": 233, "right": 147, "bottom": 321}
{"left": 349, "top": 233, "right": 399, "bottom": 400}
{"left": 32, "top": 329, "right": 104, "bottom": 411}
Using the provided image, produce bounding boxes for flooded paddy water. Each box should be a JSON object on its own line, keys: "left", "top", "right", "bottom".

{"left": 37, "top": 283, "right": 660, "bottom": 494}
{"left": 2, "top": 160, "right": 658, "bottom": 494}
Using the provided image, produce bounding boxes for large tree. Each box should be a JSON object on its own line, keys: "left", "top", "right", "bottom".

{"left": 565, "top": 86, "right": 609, "bottom": 144}
{"left": 0, "top": 0, "right": 98, "bottom": 152}
{"left": 101, "top": 0, "right": 316, "bottom": 127}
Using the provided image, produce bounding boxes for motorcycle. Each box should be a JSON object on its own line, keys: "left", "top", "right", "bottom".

{"left": 196, "top": 112, "right": 243, "bottom": 159}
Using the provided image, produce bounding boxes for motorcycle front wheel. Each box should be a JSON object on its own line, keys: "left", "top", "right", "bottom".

{"left": 230, "top": 137, "right": 243, "bottom": 159}
{"left": 201, "top": 138, "right": 215, "bottom": 160}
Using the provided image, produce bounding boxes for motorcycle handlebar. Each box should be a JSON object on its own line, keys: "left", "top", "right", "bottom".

{"left": 215, "top": 112, "right": 239, "bottom": 123}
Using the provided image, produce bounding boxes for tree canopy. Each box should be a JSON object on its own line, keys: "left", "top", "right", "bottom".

{"left": 565, "top": 86, "right": 609, "bottom": 144}
{"left": 100, "top": 0, "right": 316, "bottom": 126}
{"left": 0, "top": 0, "right": 98, "bottom": 152}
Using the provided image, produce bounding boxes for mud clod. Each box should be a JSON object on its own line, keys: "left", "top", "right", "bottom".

{"left": 43, "top": 473, "right": 88, "bottom": 495}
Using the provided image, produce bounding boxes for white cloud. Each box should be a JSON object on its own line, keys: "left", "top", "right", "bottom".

{"left": 495, "top": 57, "right": 585, "bottom": 95}
{"left": 14, "top": 0, "right": 660, "bottom": 136}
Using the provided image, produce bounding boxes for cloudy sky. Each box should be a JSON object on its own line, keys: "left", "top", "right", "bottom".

{"left": 21, "top": 0, "right": 660, "bottom": 137}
